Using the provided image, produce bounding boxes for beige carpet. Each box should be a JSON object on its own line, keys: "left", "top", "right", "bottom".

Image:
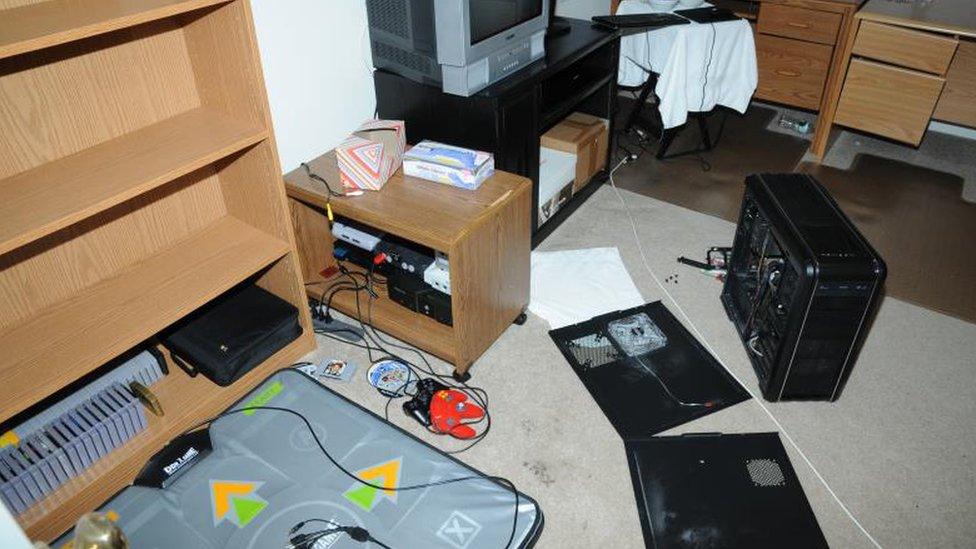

{"left": 301, "top": 185, "right": 976, "bottom": 548}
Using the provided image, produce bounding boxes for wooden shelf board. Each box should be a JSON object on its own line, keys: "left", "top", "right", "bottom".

{"left": 285, "top": 167, "right": 528, "bottom": 253}
{"left": 0, "top": 0, "right": 234, "bottom": 60}
{"left": 306, "top": 274, "right": 457, "bottom": 364}
{"left": 0, "top": 216, "right": 290, "bottom": 424}
{"left": 17, "top": 335, "right": 312, "bottom": 542}
{"left": 0, "top": 107, "right": 266, "bottom": 257}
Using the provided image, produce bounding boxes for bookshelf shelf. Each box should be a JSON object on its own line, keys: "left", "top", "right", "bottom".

{"left": 0, "top": 107, "right": 265, "bottom": 256}
{"left": 0, "top": 0, "right": 232, "bottom": 60}
{"left": 15, "top": 336, "right": 309, "bottom": 541}
{"left": 0, "top": 216, "right": 290, "bottom": 424}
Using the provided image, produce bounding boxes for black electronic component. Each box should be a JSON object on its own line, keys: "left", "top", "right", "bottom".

{"left": 402, "top": 378, "right": 449, "bottom": 426}
{"left": 674, "top": 6, "right": 740, "bottom": 24}
{"left": 375, "top": 235, "right": 434, "bottom": 278}
{"left": 591, "top": 12, "right": 690, "bottom": 31}
{"left": 332, "top": 243, "right": 389, "bottom": 275}
{"left": 387, "top": 270, "right": 453, "bottom": 327}
{"left": 722, "top": 174, "right": 886, "bottom": 402}
{"left": 418, "top": 287, "right": 453, "bottom": 326}
{"left": 386, "top": 270, "right": 426, "bottom": 313}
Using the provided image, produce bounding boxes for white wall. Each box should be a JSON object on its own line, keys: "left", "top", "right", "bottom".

{"left": 555, "top": 0, "right": 612, "bottom": 18}
{"left": 251, "top": 0, "right": 612, "bottom": 173}
{"left": 251, "top": 0, "right": 377, "bottom": 172}
{"left": 0, "top": 504, "right": 31, "bottom": 548}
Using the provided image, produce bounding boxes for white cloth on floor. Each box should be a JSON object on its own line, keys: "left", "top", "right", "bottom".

{"left": 529, "top": 247, "right": 645, "bottom": 329}
{"left": 616, "top": 0, "right": 758, "bottom": 129}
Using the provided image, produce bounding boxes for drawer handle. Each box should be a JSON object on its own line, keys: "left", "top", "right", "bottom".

{"left": 775, "top": 69, "right": 801, "bottom": 77}
{"left": 787, "top": 21, "right": 810, "bottom": 29}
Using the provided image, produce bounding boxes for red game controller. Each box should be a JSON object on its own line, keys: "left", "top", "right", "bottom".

{"left": 429, "top": 389, "right": 485, "bottom": 439}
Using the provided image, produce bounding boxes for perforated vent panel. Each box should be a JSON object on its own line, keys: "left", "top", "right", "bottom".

{"left": 566, "top": 333, "right": 621, "bottom": 370}
{"left": 368, "top": 0, "right": 409, "bottom": 38}
{"left": 374, "top": 42, "right": 432, "bottom": 75}
{"left": 746, "top": 458, "right": 786, "bottom": 487}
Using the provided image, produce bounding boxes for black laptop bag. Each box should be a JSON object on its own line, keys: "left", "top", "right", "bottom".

{"left": 163, "top": 284, "right": 302, "bottom": 386}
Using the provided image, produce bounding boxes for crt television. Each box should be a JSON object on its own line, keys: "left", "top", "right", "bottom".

{"left": 366, "top": 0, "right": 549, "bottom": 96}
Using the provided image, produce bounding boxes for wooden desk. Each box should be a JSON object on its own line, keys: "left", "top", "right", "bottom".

{"left": 616, "top": 0, "right": 861, "bottom": 115}
{"left": 810, "top": 0, "right": 976, "bottom": 157}
{"left": 285, "top": 162, "right": 532, "bottom": 378}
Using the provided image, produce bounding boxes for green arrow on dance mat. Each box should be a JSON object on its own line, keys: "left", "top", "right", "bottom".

{"left": 232, "top": 496, "right": 268, "bottom": 527}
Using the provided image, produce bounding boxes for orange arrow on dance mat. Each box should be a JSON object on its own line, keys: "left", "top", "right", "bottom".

{"left": 343, "top": 457, "right": 402, "bottom": 511}
{"left": 358, "top": 458, "right": 401, "bottom": 495}
{"left": 212, "top": 480, "right": 258, "bottom": 521}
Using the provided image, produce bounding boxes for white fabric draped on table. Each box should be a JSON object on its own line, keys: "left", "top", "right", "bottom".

{"left": 616, "top": 0, "right": 758, "bottom": 129}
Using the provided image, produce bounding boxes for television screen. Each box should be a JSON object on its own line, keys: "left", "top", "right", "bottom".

{"left": 469, "top": 0, "right": 544, "bottom": 44}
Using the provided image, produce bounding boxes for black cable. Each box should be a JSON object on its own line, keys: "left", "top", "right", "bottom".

{"left": 634, "top": 356, "right": 714, "bottom": 408}
{"left": 315, "top": 258, "right": 493, "bottom": 453}
{"left": 358, "top": 290, "right": 493, "bottom": 454}
{"left": 288, "top": 519, "right": 395, "bottom": 549}
{"left": 182, "top": 405, "right": 520, "bottom": 549}
{"left": 301, "top": 162, "right": 343, "bottom": 198}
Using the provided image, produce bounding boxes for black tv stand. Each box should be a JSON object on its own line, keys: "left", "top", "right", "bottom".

{"left": 374, "top": 17, "right": 620, "bottom": 247}
{"left": 547, "top": 20, "right": 572, "bottom": 37}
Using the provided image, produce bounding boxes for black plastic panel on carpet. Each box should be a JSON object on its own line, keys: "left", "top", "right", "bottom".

{"left": 625, "top": 432, "right": 828, "bottom": 549}
{"left": 549, "top": 301, "right": 750, "bottom": 439}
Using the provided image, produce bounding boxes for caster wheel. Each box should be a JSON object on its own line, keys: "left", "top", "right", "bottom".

{"left": 513, "top": 312, "right": 528, "bottom": 326}
{"left": 452, "top": 370, "right": 472, "bottom": 383}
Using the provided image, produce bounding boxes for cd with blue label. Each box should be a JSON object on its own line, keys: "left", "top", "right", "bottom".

{"left": 367, "top": 359, "right": 416, "bottom": 397}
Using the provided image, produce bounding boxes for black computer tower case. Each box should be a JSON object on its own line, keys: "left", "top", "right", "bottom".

{"left": 721, "top": 174, "right": 886, "bottom": 401}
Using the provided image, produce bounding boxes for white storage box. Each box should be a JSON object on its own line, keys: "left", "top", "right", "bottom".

{"left": 538, "top": 147, "right": 577, "bottom": 227}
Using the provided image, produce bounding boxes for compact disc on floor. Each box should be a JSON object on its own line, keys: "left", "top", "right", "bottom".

{"left": 367, "top": 359, "right": 416, "bottom": 397}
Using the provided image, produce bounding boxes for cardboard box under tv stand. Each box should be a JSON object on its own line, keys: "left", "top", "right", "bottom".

{"left": 285, "top": 162, "right": 532, "bottom": 378}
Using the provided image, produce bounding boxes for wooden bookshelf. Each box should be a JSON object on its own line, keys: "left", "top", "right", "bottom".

{"left": 0, "top": 0, "right": 314, "bottom": 540}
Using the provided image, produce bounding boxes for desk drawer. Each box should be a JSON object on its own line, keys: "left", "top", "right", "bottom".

{"left": 853, "top": 20, "right": 958, "bottom": 75}
{"left": 934, "top": 40, "right": 976, "bottom": 127}
{"left": 759, "top": 3, "right": 842, "bottom": 46}
{"left": 835, "top": 58, "right": 945, "bottom": 146}
{"left": 756, "top": 34, "right": 832, "bottom": 110}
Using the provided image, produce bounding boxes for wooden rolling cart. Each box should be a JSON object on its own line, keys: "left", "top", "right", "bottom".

{"left": 0, "top": 0, "right": 314, "bottom": 540}
{"left": 285, "top": 160, "right": 532, "bottom": 380}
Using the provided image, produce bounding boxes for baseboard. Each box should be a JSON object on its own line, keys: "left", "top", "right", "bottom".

{"left": 927, "top": 121, "right": 976, "bottom": 141}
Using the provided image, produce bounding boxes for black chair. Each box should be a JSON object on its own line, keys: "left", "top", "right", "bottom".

{"left": 619, "top": 68, "right": 726, "bottom": 160}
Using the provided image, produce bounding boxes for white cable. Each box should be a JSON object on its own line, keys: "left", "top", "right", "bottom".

{"left": 606, "top": 158, "right": 884, "bottom": 549}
